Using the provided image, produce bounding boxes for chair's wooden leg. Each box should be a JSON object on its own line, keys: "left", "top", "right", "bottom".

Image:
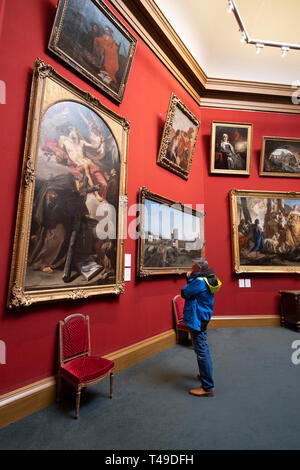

{"left": 110, "top": 372, "right": 114, "bottom": 399}
{"left": 75, "top": 388, "right": 81, "bottom": 419}
{"left": 56, "top": 375, "right": 61, "bottom": 403}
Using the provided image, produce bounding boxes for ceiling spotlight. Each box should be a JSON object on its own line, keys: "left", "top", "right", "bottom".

{"left": 227, "top": 1, "right": 300, "bottom": 56}
{"left": 227, "top": 1, "right": 234, "bottom": 13}
{"left": 281, "top": 47, "right": 290, "bottom": 57}
{"left": 256, "top": 43, "right": 264, "bottom": 54}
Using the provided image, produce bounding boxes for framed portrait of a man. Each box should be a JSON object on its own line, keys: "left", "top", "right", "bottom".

{"left": 230, "top": 189, "right": 300, "bottom": 274}
{"left": 259, "top": 136, "right": 300, "bottom": 177}
{"left": 156, "top": 93, "right": 200, "bottom": 180}
{"left": 7, "top": 59, "right": 129, "bottom": 308}
{"left": 48, "top": 0, "right": 137, "bottom": 103}
{"left": 210, "top": 122, "right": 252, "bottom": 175}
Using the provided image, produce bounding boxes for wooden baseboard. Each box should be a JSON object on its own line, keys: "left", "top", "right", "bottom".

{"left": 209, "top": 315, "right": 281, "bottom": 328}
{"left": 104, "top": 329, "right": 176, "bottom": 372}
{"left": 0, "top": 377, "right": 56, "bottom": 429}
{"left": 0, "top": 329, "right": 176, "bottom": 429}
{"left": 0, "top": 317, "right": 280, "bottom": 429}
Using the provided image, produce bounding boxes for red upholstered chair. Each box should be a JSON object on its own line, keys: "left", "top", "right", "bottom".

{"left": 172, "top": 295, "right": 190, "bottom": 344}
{"left": 57, "top": 313, "right": 114, "bottom": 419}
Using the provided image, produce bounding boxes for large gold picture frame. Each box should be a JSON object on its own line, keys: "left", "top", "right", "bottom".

{"left": 156, "top": 93, "right": 200, "bottom": 180}
{"left": 230, "top": 189, "right": 300, "bottom": 274}
{"left": 7, "top": 58, "right": 129, "bottom": 308}
{"left": 48, "top": 0, "right": 137, "bottom": 104}
{"left": 136, "top": 187, "right": 205, "bottom": 277}
{"left": 210, "top": 122, "right": 252, "bottom": 175}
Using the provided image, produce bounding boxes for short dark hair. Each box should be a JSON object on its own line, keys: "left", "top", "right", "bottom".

{"left": 193, "top": 258, "right": 208, "bottom": 270}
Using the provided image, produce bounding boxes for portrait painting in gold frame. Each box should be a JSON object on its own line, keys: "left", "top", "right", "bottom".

{"left": 7, "top": 59, "right": 129, "bottom": 308}
{"left": 210, "top": 122, "right": 252, "bottom": 175}
{"left": 230, "top": 189, "right": 300, "bottom": 274}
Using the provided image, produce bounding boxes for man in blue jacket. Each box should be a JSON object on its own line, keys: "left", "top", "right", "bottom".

{"left": 181, "top": 258, "right": 217, "bottom": 397}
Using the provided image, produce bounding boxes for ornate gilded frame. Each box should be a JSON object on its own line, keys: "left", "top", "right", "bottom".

{"left": 136, "top": 187, "right": 205, "bottom": 277}
{"left": 210, "top": 121, "right": 252, "bottom": 175}
{"left": 7, "top": 58, "right": 129, "bottom": 308}
{"left": 156, "top": 93, "right": 200, "bottom": 180}
{"left": 259, "top": 136, "right": 300, "bottom": 178}
{"left": 48, "top": 0, "right": 137, "bottom": 103}
{"left": 229, "top": 189, "right": 300, "bottom": 274}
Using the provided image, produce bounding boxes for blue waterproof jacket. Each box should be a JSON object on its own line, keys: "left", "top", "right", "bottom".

{"left": 181, "top": 272, "right": 215, "bottom": 331}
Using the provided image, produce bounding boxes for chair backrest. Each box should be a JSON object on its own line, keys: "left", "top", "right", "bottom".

{"left": 173, "top": 295, "right": 185, "bottom": 324}
{"left": 59, "top": 314, "right": 91, "bottom": 365}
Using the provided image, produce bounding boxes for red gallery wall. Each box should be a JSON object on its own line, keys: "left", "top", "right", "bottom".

{"left": 0, "top": 0, "right": 299, "bottom": 395}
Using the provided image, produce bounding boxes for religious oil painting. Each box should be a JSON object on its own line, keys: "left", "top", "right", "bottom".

{"left": 7, "top": 59, "right": 129, "bottom": 308}
{"left": 259, "top": 137, "right": 300, "bottom": 178}
{"left": 210, "top": 122, "right": 252, "bottom": 175}
{"left": 48, "top": 0, "right": 137, "bottom": 103}
{"left": 137, "top": 187, "right": 205, "bottom": 277}
{"left": 156, "top": 93, "right": 200, "bottom": 180}
{"left": 230, "top": 189, "right": 300, "bottom": 274}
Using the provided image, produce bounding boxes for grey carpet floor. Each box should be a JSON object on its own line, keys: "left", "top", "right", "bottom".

{"left": 0, "top": 327, "right": 300, "bottom": 450}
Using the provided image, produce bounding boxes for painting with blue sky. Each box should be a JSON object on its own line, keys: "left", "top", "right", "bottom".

{"left": 138, "top": 190, "right": 205, "bottom": 274}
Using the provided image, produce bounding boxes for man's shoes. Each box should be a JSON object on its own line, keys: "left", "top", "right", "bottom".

{"left": 189, "top": 386, "right": 214, "bottom": 397}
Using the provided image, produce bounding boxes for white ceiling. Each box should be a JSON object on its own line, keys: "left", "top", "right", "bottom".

{"left": 154, "top": 0, "right": 300, "bottom": 85}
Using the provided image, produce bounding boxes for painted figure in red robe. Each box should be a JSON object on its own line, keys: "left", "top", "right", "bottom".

{"left": 93, "top": 26, "right": 119, "bottom": 85}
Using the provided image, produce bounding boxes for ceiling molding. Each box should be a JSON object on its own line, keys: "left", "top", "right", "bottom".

{"left": 205, "top": 77, "right": 294, "bottom": 98}
{"left": 200, "top": 97, "right": 300, "bottom": 115}
{"left": 109, "top": 0, "right": 300, "bottom": 112}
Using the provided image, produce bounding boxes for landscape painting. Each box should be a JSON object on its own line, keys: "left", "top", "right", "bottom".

{"left": 48, "top": 0, "right": 137, "bottom": 103}
{"left": 260, "top": 137, "right": 300, "bottom": 177}
{"left": 7, "top": 59, "right": 129, "bottom": 308}
{"left": 137, "top": 187, "right": 205, "bottom": 277}
{"left": 230, "top": 189, "right": 300, "bottom": 273}
{"left": 157, "top": 93, "right": 200, "bottom": 180}
{"left": 210, "top": 122, "right": 252, "bottom": 175}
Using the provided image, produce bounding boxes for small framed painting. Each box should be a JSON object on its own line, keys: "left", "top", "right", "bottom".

{"left": 48, "top": 0, "right": 137, "bottom": 103}
{"left": 136, "top": 187, "right": 205, "bottom": 277}
{"left": 210, "top": 121, "right": 252, "bottom": 175}
{"left": 157, "top": 93, "right": 200, "bottom": 180}
{"left": 259, "top": 136, "right": 300, "bottom": 177}
{"left": 229, "top": 189, "right": 300, "bottom": 274}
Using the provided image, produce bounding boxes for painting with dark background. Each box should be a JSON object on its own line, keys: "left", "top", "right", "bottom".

{"left": 49, "top": 0, "right": 137, "bottom": 102}
{"left": 261, "top": 137, "right": 300, "bottom": 176}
